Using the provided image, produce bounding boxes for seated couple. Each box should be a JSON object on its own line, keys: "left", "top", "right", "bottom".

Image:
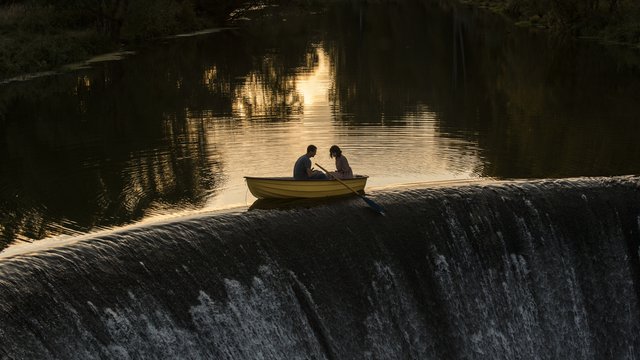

{"left": 293, "top": 144, "right": 353, "bottom": 180}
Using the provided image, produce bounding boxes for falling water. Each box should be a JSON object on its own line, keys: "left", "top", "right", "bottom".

{"left": 1, "top": 176, "right": 639, "bottom": 358}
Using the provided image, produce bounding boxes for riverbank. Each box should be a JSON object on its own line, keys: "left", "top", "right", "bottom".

{"left": 0, "top": 0, "right": 237, "bottom": 80}
{"left": 459, "top": 0, "right": 640, "bottom": 47}
{"left": 2, "top": 0, "right": 640, "bottom": 82}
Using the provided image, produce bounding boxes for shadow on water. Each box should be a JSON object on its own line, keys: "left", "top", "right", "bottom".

{"left": 249, "top": 195, "right": 359, "bottom": 212}
{"left": 249, "top": 196, "right": 353, "bottom": 211}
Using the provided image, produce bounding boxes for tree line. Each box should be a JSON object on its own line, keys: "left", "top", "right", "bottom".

{"left": 463, "top": 0, "right": 640, "bottom": 43}
{"left": 0, "top": 0, "right": 249, "bottom": 78}
{"left": 1, "top": 0, "right": 639, "bottom": 79}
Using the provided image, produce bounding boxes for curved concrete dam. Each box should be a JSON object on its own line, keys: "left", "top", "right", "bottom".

{"left": 1, "top": 177, "right": 639, "bottom": 358}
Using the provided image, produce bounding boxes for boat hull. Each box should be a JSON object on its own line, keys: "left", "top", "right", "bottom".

{"left": 244, "top": 176, "right": 368, "bottom": 199}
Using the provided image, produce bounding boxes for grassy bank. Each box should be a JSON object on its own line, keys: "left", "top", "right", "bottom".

{"left": 459, "top": 0, "right": 640, "bottom": 46}
{"left": 0, "top": 0, "right": 238, "bottom": 80}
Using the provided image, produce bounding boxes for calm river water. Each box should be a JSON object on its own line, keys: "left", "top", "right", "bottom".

{"left": 1, "top": 1, "right": 639, "bottom": 248}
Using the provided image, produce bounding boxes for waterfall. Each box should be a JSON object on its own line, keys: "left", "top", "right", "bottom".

{"left": 1, "top": 177, "right": 639, "bottom": 359}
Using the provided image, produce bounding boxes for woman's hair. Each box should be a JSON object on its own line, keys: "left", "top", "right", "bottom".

{"left": 329, "top": 145, "right": 342, "bottom": 158}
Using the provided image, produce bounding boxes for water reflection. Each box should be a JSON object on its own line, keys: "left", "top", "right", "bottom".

{"left": 1, "top": 1, "right": 640, "bottom": 249}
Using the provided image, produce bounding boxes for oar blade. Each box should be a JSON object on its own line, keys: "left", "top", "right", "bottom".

{"left": 315, "top": 162, "right": 385, "bottom": 215}
{"left": 361, "top": 196, "right": 386, "bottom": 216}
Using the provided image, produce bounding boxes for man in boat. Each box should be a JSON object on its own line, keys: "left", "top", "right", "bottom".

{"left": 293, "top": 145, "right": 328, "bottom": 180}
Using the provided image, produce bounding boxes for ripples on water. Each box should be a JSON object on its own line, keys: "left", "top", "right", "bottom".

{"left": 1, "top": 2, "right": 640, "bottom": 247}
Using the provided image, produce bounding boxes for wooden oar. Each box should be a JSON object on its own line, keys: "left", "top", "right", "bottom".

{"left": 315, "top": 163, "right": 385, "bottom": 215}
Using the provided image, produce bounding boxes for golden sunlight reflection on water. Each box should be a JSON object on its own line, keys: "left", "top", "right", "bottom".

{"left": 4, "top": 2, "right": 640, "bottom": 251}
{"left": 201, "top": 47, "right": 481, "bottom": 209}
{"left": 0, "top": 44, "right": 482, "bottom": 250}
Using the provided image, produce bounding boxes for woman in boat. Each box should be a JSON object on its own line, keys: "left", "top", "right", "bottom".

{"left": 328, "top": 145, "right": 353, "bottom": 179}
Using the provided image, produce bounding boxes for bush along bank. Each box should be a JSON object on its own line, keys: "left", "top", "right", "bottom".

{"left": 2, "top": 0, "right": 640, "bottom": 80}
{"left": 459, "top": 0, "right": 640, "bottom": 47}
{"left": 0, "top": 0, "right": 242, "bottom": 80}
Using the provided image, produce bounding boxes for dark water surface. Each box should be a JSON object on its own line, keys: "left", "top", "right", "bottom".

{"left": 1, "top": 1, "right": 640, "bottom": 248}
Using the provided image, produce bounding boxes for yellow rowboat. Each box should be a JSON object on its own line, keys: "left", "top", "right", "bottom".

{"left": 244, "top": 175, "right": 369, "bottom": 199}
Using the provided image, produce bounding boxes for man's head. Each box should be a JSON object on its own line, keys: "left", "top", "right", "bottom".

{"left": 306, "top": 144, "right": 318, "bottom": 157}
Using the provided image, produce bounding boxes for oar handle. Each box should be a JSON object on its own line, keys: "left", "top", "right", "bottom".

{"left": 314, "top": 162, "right": 330, "bottom": 173}
{"left": 315, "top": 162, "right": 360, "bottom": 196}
